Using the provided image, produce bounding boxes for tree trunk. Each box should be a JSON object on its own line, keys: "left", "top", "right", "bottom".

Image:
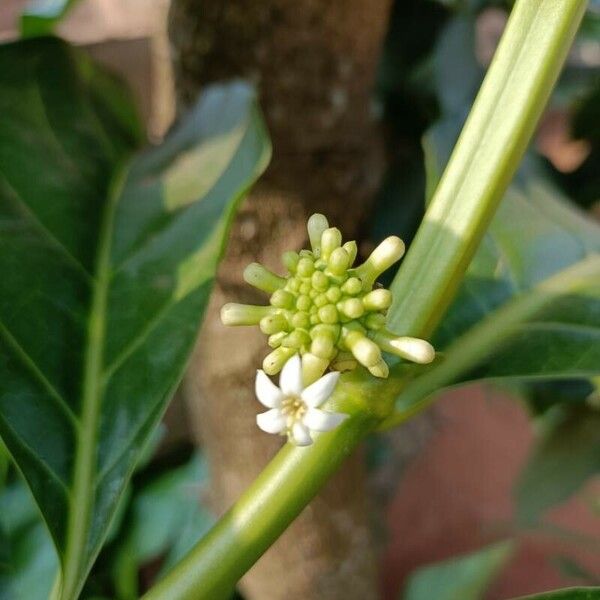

{"left": 170, "top": 2, "right": 391, "bottom": 598}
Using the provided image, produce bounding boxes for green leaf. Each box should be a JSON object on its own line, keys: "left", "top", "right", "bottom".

{"left": 0, "top": 38, "right": 270, "bottom": 599}
{"left": 20, "top": 0, "right": 80, "bottom": 38}
{"left": 402, "top": 541, "right": 514, "bottom": 600}
{"left": 0, "top": 478, "right": 59, "bottom": 600}
{"left": 111, "top": 452, "right": 213, "bottom": 598}
{"left": 515, "top": 406, "right": 600, "bottom": 525}
{"left": 510, "top": 588, "right": 600, "bottom": 600}
{"left": 387, "top": 256, "right": 600, "bottom": 428}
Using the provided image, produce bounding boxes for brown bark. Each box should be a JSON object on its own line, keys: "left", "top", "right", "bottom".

{"left": 170, "top": 2, "right": 391, "bottom": 598}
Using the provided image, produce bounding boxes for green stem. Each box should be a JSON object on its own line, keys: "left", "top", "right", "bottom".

{"left": 388, "top": 0, "right": 587, "bottom": 339}
{"left": 143, "top": 1, "right": 586, "bottom": 597}
{"left": 142, "top": 409, "right": 378, "bottom": 600}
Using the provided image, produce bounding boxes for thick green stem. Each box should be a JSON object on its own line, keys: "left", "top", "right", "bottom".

{"left": 142, "top": 409, "right": 378, "bottom": 600}
{"left": 144, "top": 1, "right": 586, "bottom": 597}
{"left": 388, "top": 0, "right": 587, "bottom": 339}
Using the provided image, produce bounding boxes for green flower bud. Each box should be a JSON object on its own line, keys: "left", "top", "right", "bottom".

{"left": 311, "top": 334, "right": 335, "bottom": 359}
{"left": 342, "top": 240, "right": 358, "bottom": 266}
{"left": 282, "top": 250, "right": 300, "bottom": 273}
{"left": 341, "top": 277, "right": 362, "bottom": 295}
{"left": 328, "top": 247, "right": 350, "bottom": 275}
{"left": 297, "top": 257, "right": 315, "bottom": 277}
{"left": 325, "top": 286, "right": 342, "bottom": 303}
{"left": 343, "top": 330, "right": 382, "bottom": 367}
{"left": 295, "top": 294, "right": 311, "bottom": 312}
{"left": 263, "top": 346, "right": 296, "bottom": 375}
{"left": 220, "top": 303, "right": 275, "bottom": 326}
{"left": 291, "top": 311, "right": 311, "bottom": 329}
{"left": 314, "top": 293, "right": 329, "bottom": 308}
{"left": 282, "top": 328, "right": 311, "bottom": 349}
{"left": 307, "top": 213, "right": 329, "bottom": 254}
{"left": 321, "top": 227, "right": 342, "bottom": 260}
{"left": 244, "top": 262, "right": 286, "bottom": 294}
{"left": 268, "top": 331, "right": 287, "bottom": 348}
{"left": 311, "top": 270, "right": 329, "bottom": 291}
{"left": 338, "top": 298, "right": 364, "bottom": 319}
{"left": 270, "top": 289, "right": 295, "bottom": 309}
{"left": 260, "top": 313, "right": 289, "bottom": 334}
{"left": 362, "top": 288, "right": 392, "bottom": 311}
{"left": 318, "top": 304, "right": 338, "bottom": 324}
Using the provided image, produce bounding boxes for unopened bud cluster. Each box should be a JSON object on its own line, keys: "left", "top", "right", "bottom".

{"left": 221, "top": 214, "right": 434, "bottom": 384}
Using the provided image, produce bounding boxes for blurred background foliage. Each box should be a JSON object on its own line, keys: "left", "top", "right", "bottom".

{"left": 0, "top": 0, "right": 598, "bottom": 598}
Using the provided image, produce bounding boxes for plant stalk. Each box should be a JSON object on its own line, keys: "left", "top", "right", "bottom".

{"left": 388, "top": 0, "right": 588, "bottom": 339}
{"left": 142, "top": 409, "right": 378, "bottom": 600}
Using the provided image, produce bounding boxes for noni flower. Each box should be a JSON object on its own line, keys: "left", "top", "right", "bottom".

{"left": 255, "top": 355, "right": 347, "bottom": 446}
{"left": 221, "top": 213, "right": 434, "bottom": 384}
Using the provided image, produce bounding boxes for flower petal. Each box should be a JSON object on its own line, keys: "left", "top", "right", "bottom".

{"left": 255, "top": 370, "right": 283, "bottom": 408}
{"left": 301, "top": 371, "right": 340, "bottom": 407}
{"left": 279, "top": 354, "right": 303, "bottom": 396}
{"left": 291, "top": 422, "right": 313, "bottom": 446}
{"left": 303, "top": 408, "right": 347, "bottom": 432}
{"left": 256, "top": 409, "right": 286, "bottom": 434}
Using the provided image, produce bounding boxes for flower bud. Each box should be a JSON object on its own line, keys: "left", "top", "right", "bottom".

{"left": 341, "top": 277, "right": 362, "bottom": 295}
{"left": 243, "top": 263, "right": 285, "bottom": 294}
{"left": 282, "top": 251, "right": 300, "bottom": 273}
{"left": 342, "top": 240, "right": 358, "bottom": 265}
{"left": 338, "top": 298, "right": 364, "bottom": 319}
{"left": 318, "top": 304, "right": 338, "bottom": 324}
{"left": 372, "top": 330, "right": 435, "bottom": 364}
{"left": 270, "top": 289, "right": 295, "bottom": 309}
{"left": 311, "top": 270, "right": 329, "bottom": 291}
{"left": 343, "top": 330, "right": 382, "bottom": 367}
{"left": 362, "top": 289, "right": 392, "bottom": 311}
{"left": 311, "top": 334, "right": 335, "bottom": 359}
{"left": 268, "top": 332, "right": 287, "bottom": 348}
{"left": 297, "top": 256, "right": 315, "bottom": 277}
{"left": 263, "top": 346, "right": 296, "bottom": 375}
{"left": 220, "top": 303, "right": 275, "bottom": 326}
{"left": 328, "top": 247, "right": 350, "bottom": 275}
{"left": 320, "top": 227, "right": 342, "bottom": 260}
{"left": 259, "top": 313, "right": 289, "bottom": 334}
{"left": 368, "top": 358, "right": 389, "bottom": 378}
{"left": 354, "top": 236, "right": 405, "bottom": 287}
{"left": 302, "top": 352, "right": 329, "bottom": 384}
{"left": 307, "top": 213, "right": 329, "bottom": 254}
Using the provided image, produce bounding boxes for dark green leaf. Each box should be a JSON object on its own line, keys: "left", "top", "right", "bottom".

{"left": 402, "top": 541, "right": 514, "bottom": 600}
{"left": 515, "top": 406, "right": 600, "bottom": 525}
{"left": 0, "top": 38, "right": 270, "bottom": 599}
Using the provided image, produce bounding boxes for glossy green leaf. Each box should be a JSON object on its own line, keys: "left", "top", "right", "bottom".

{"left": 402, "top": 541, "right": 514, "bottom": 600}
{"left": 21, "top": 0, "right": 80, "bottom": 38}
{"left": 0, "top": 37, "right": 270, "bottom": 599}
{"left": 510, "top": 588, "right": 600, "bottom": 600}
{"left": 515, "top": 406, "right": 600, "bottom": 525}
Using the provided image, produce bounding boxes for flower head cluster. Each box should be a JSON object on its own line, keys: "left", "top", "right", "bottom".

{"left": 221, "top": 213, "right": 434, "bottom": 384}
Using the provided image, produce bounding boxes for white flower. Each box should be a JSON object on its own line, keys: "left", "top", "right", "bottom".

{"left": 255, "top": 355, "right": 347, "bottom": 446}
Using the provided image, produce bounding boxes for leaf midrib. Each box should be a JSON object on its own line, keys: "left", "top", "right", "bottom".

{"left": 61, "top": 163, "right": 129, "bottom": 600}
